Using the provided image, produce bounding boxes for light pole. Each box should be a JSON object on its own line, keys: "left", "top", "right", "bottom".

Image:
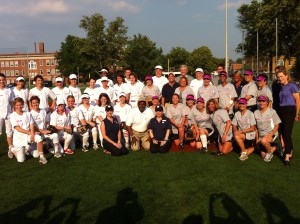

{"left": 225, "top": 0, "right": 228, "bottom": 73}
{"left": 77, "top": 66, "right": 79, "bottom": 84}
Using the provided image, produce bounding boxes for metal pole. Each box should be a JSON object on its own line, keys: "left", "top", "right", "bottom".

{"left": 225, "top": 0, "right": 228, "bottom": 73}
{"left": 242, "top": 29, "right": 245, "bottom": 74}
{"left": 26, "top": 47, "right": 30, "bottom": 89}
{"left": 256, "top": 29, "right": 259, "bottom": 75}
{"left": 276, "top": 18, "right": 278, "bottom": 65}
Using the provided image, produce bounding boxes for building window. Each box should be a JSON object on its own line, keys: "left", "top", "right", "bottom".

{"left": 10, "top": 61, "right": 14, "bottom": 67}
{"left": 56, "top": 69, "right": 60, "bottom": 74}
{"left": 51, "top": 69, "right": 55, "bottom": 75}
{"left": 40, "top": 69, "right": 44, "bottom": 75}
{"left": 39, "top": 60, "right": 43, "bottom": 66}
{"left": 1, "top": 70, "right": 5, "bottom": 74}
{"left": 28, "top": 60, "right": 37, "bottom": 69}
{"left": 0, "top": 62, "right": 4, "bottom": 67}
{"left": 47, "top": 69, "right": 50, "bottom": 74}
{"left": 6, "top": 70, "right": 10, "bottom": 76}
{"left": 14, "top": 61, "right": 18, "bottom": 67}
{"left": 21, "top": 61, "right": 25, "bottom": 67}
{"left": 46, "top": 60, "right": 50, "bottom": 66}
{"left": 11, "top": 70, "right": 14, "bottom": 76}
{"left": 5, "top": 61, "right": 9, "bottom": 67}
{"left": 51, "top": 60, "right": 55, "bottom": 66}
{"left": 15, "top": 70, "right": 19, "bottom": 76}
{"left": 22, "top": 70, "right": 25, "bottom": 75}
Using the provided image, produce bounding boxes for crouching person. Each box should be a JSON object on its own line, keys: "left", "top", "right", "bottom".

{"left": 148, "top": 105, "right": 172, "bottom": 153}
{"left": 50, "top": 100, "right": 73, "bottom": 155}
{"left": 10, "top": 97, "right": 47, "bottom": 164}
{"left": 29, "top": 96, "right": 62, "bottom": 158}
{"left": 126, "top": 97, "right": 154, "bottom": 151}
{"left": 100, "top": 105, "right": 128, "bottom": 156}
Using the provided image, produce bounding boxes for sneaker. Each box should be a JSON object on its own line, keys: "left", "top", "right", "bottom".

{"left": 239, "top": 152, "right": 248, "bottom": 161}
{"left": 82, "top": 145, "right": 89, "bottom": 152}
{"left": 54, "top": 152, "right": 62, "bottom": 158}
{"left": 200, "top": 147, "right": 208, "bottom": 153}
{"left": 64, "top": 149, "right": 74, "bottom": 155}
{"left": 179, "top": 142, "right": 184, "bottom": 149}
{"left": 39, "top": 156, "right": 48, "bottom": 165}
{"left": 93, "top": 143, "right": 99, "bottom": 150}
{"left": 125, "top": 143, "right": 130, "bottom": 149}
{"left": 24, "top": 146, "right": 30, "bottom": 156}
{"left": 8, "top": 146, "right": 14, "bottom": 159}
{"left": 264, "top": 152, "right": 273, "bottom": 162}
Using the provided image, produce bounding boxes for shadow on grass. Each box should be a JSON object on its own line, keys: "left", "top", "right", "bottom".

{"left": 182, "top": 214, "right": 204, "bottom": 224}
{"left": 0, "top": 195, "right": 81, "bottom": 224}
{"left": 209, "top": 192, "right": 254, "bottom": 224}
{"left": 261, "top": 193, "right": 300, "bottom": 224}
{"left": 96, "top": 187, "right": 144, "bottom": 224}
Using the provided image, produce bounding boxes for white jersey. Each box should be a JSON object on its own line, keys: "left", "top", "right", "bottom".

{"left": 114, "top": 83, "right": 130, "bottom": 100}
{"left": 95, "top": 86, "right": 116, "bottom": 102}
{"left": 50, "top": 111, "right": 71, "bottom": 127}
{"left": 29, "top": 87, "right": 56, "bottom": 111}
{"left": 30, "top": 109, "right": 48, "bottom": 130}
{"left": 52, "top": 86, "right": 72, "bottom": 105}
{"left": 95, "top": 78, "right": 114, "bottom": 88}
{"left": 240, "top": 81, "right": 258, "bottom": 106}
{"left": 94, "top": 105, "right": 106, "bottom": 123}
{"left": 66, "top": 107, "right": 84, "bottom": 127}
{"left": 12, "top": 87, "right": 29, "bottom": 111}
{"left": 10, "top": 111, "right": 33, "bottom": 147}
{"left": 0, "top": 87, "right": 13, "bottom": 119}
{"left": 126, "top": 107, "right": 154, "bottom": 132}
{"left": 113, "top": 103, "right": 131, "bottom": 123}
{"left": 83, "top": 87, "right": 99, "bottom": 106}
{"left": 128, "top": 82, "right": 144, "bottom": 107}
{"left": 78, "top": 104, "right": 95, "bottom": 122}
{"left": 217, "top": 83, "right": 238, "bottom": 115}
{"left": 68, "top": 86, "right": 82, "bottom": 105}
{"left": 152, "top": 76, "right": 168, "bottom": 92}
{"left": 190, "top": 79, "right": 204, "bottom": 98}
{"left": 197, "top": 84, "right": 219, "bottom": 103}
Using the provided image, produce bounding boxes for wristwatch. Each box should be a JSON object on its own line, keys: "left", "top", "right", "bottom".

{"left": 164, "top": 138, "right": 168, "bottom": 141}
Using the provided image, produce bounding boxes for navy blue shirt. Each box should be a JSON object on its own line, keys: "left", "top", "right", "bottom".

{"left": 103, "top": 117, "right": 120, "bottom": 142}
{"left": 162, "top": 82, "right": 180, "bottom": 104}
{"left": 148, "top": 116, "right": 172, "bottom": 141}
{"left": 279, "top": 83, "right": 298, "bottom": 106}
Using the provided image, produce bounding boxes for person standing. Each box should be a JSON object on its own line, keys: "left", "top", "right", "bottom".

{"left": 197, "top": 74, "right": 219, "bottom": 103}
{"left": 190, "top": 68, "right": 205, "bottom": 97}
{"left": 83, "top": 77, "right": 99, "bottom": 106}
{"left": 152, "top": 65, "right": 168, "bottom": 92}
{"left": 52, "top": 76, "right": 72, "bottom": 105}
{"left": 68, "top": 74, "right": 82, "bottom": 106}
{"left": 12, "top": 76, "right": 29, "bottom": 111}
{"left": 275, "top": 68, "right": 300, "bottom": 166}
{"left": 141, "top": 76, "right": 160, "bottom": 106}
{"left": 175, "top": 65, "right": 194, "bottom": 84}
{"left": 240, "top": 70, "right": 258, "bottom": 112}
{"left": 174, "top": 77, "right": 194, "bottom": 105}
{"left": 128, "top": 73, "right": 144, "bottom": 108}
{"left": 95, "top": 69, "right": 114, "bottom": 88}
{"left": 113, "top": 73, "right": 130, "bottom": 104}
{"left": 256, "top": 74, "right": 273, "bottom": 108}
{"left": 161, "top": 73, "right": 179, "bottom": 107}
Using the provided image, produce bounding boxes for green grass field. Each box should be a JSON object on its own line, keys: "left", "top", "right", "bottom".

{"left": 0, "top": 124, "right": 300, "bottom": 224}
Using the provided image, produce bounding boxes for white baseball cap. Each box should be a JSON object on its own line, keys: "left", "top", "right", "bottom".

{"left": 100, "top": 69, "right": 108, "bottom": 73}
{"left": 155, "top": 65, "right": 163, "bottom": 70}
{"left": 81, "top": 93, "right": 90, "bottom": 100}
{"left": 69, "top": 74, "right": 77, "bottom": 79}
{"left": 16, "top": 76, "right": 25, "bottom": 81}
{"left": 101, "top": 76, "right": 109, "bottom": 82}
{"left": 56, "top": 99, "right": 65, "bottom": 105}
{"left": 55, "top": 77, "right": 64, "bottom": 82}
{"left": 119, "top": 92, "right": 126, "bottom": 97}
{"left": 195, "top": 68, "right": 203, "bottom": 73}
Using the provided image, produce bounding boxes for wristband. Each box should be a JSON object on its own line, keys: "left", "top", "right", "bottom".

{"left": 164, "top": 138, "right": 168, "bottom": 141}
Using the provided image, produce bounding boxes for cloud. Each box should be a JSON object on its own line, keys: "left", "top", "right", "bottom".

{"left": 177, "top": 0, "right": 188, "bottom": 6}
{"left": 217, "top": 0, "right": 249, "bottom": 11}
{"left": 0, "top": 0, "right": 69, "bottom": 16}
{"left": 105, "top": 0, "right": 140, "bottom": 13}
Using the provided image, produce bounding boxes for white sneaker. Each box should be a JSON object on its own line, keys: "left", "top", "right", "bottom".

{"left": 125, "top": 143, "right": 130, "bottom": 149}
{"left": 54, "top": 152, "right": 62, "bottom": 158}
{"left": 239, "top": 152, "right": 248, "bottom": 161}
{"left": 8, "top": 146, "right": 14, "bottom": 159}
{"left": 39, "top": 156, "right": 48, "bottom": 164}
{"left": 264, "top": 152, "right": 273, "bottom": 162}
{"left": 82, "top": 145, "right": 89, "bottom": 152}
{"left": 93, "top": 144, "right": 99, "bottom": 150}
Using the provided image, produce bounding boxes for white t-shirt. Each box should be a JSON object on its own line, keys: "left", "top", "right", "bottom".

{"left": 113, "top": 103, "right": 132, "bottom": 123}
{"left": 95, "top": 78, "right": 114, "bottom": 88}
{"left": 190, "top": 79, "right": 204, "bottom": 97}
{"left": 152, "top": 76, "right": 168, "bottom": 92}
{"left": 68, "top": 86, "right": 82, "bottom": 105}
{"left": 126, "top": 107, "right": 154, "bottom": 132}
{"left": 52, "top": 86, "right": 72, "bottom": 105}
{"left": 66, "top": 107, "right": 84, "bottom": 127}
{"left": 12, "top": 87, "right": 29, "bottom": 111}
{"left": 83, "top": 87, "right": 99, "bottom": 106}
{"left": 50, "top": 111, "right": 71, "bottom": 127}
{"left": 29, "top": 87, "right": 56, "bottom": 111}
{"left": 10, "top": 111, "right": 33, "bottom": 147}
{"left": 0, "top": 87, "right": 13, "bottom": 119}
{"left": 30, "top": 109, "right": 48, "bottom": 129}
{"left": 95, "top": 86, "right": 116, "bottom": 102}
{"left": 78, "top": 104, "right": 95, "bottom": 122}
{"left": 128, "top": 82, "right": 144, "bottom": 107}
{"left": 94, "top": 105, "right": 106, "bottom": 123}
{"left": 114, "top": 83, "right": 130, "bottom": 100}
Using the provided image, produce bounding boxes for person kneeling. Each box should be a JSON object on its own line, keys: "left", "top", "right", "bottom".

{"left": 148, "top": 106, "right": 172, "bottom": 153}
{"left": 100, "top": 105, "right": 128, "bottom": 156}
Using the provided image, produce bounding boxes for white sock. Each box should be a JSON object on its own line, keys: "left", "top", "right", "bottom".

{"left": 92, "top": 133, "right": 98, "bottom": 145}
{"left": 54, "top": 143, "right": 59, "bottom": 153}
{"left": 83, "top": 136, "right": 89, "bottom": 147}
{"left": 200, "top": 135, "right": 207, "bottom": 148}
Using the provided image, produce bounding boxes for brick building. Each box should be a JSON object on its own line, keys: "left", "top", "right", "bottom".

{"left": 0, "top": 42, "right": 60, "bottom": 84}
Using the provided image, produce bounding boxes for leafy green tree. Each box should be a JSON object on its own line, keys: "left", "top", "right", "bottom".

{"left": 124, "top": 33, "right": 163, "bottom": 77}
{"left": 187, "top": 46, "right": 217, "bottom": 73}
{"left": 166, "top": 47, "right": 190, "bottom": 70}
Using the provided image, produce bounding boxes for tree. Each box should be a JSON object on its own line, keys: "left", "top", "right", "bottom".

{"left": 166, "top": 47, "right": 190, "bottom": 70}
{"left": 124, "top": 34, "right": 164, "bottom": 76}
{"left": 187, "top": 46, "right": 217, "bottom": 73}
{"left": 56, "top": 35, "right": 84, "bottom": 76}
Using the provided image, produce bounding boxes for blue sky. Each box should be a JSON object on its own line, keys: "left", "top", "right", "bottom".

{"left": 0, "top": 0, "right": 251, "bottom": 60}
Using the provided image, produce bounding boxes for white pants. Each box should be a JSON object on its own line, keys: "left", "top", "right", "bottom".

{"left": 0, "top": 117, "right": 12, "bottom": 137}
{"left": 57, "top": 131, "right": 72, "bottom": 150}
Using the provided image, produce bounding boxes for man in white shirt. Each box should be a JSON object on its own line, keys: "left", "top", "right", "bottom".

{"left": 152, "top": 65, "right": 168, "bottom": 92}
{"left": 126, "top": 97, "right": 154, "bottom": 151}
{"left": 190, "top": 68, "right": 204, "bottom": 97}
{"left": 68, "top": 74, "right": 82, "bottom": 105}
{"left": 52, "top": 77, "right": 72, "bottom": 105}
{"left": 29, "top": 75, "right": 57, "bottom": 112}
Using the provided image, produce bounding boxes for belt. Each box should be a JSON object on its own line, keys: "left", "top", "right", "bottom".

{"left": 133, "top": 130, "right": 147, "bottom": 133}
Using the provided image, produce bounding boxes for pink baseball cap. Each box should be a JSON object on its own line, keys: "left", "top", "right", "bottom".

{"left": 196, "top": 97, "right": 205, "bottom": 103}
{"left": 203, "top": 74, "right": 211, "bottom": 80}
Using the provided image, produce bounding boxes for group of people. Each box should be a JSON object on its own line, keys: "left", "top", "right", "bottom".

{"left": 0, "top": 64, "right": 299, "bottom": 166}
